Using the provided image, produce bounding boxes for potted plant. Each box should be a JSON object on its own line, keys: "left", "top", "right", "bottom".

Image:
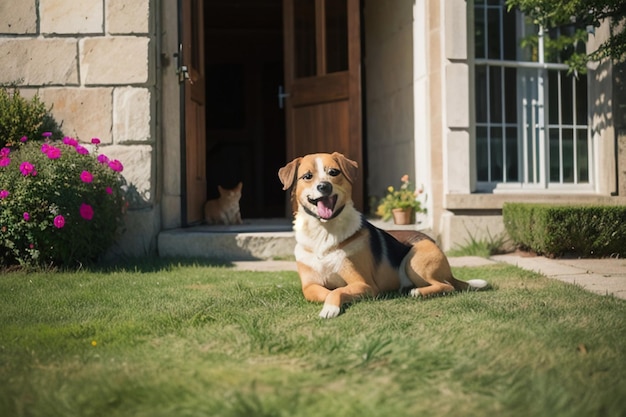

{"left": 376, "top": 174, "right": 426, "bottom": 224}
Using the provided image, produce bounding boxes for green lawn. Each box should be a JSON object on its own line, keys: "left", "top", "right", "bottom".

{"left": 1, "top": 260, "right": 625, "bottom": 417}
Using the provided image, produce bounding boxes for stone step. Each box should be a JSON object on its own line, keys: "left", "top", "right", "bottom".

{"left": 157, "top": 218, "right": 426, "bottom": 261}
{"left": 157, "top": 219, "right": 296, "bottom": 261}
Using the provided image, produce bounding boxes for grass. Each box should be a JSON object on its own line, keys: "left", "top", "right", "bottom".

{"left": 1, "top": 259, "right": 626, "bottom": 417}
{"left": 447, "top": 228, "right": 509, "bottom": 258}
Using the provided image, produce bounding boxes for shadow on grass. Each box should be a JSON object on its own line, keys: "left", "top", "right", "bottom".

{"left": 0, "top": 256, "right": 239, "bottom": 274}
{"left": 93, "top": 256, "right": 236, "bottom": 273}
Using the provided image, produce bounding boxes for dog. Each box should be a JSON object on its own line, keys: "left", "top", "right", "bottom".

{"left": 278, "top": 152, "right": 489, "bottom": 318}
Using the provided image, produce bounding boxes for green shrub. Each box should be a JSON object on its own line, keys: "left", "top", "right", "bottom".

{"left": 0, "top": 86, "right": 63, "bottom": 147}
{"left": 0, "top": 137, "right": 126, "bottom": 267}
{"left": 503, "top": 203, "right": 626, "bottom": 258}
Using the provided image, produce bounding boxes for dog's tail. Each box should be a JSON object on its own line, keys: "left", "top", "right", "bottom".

{"left": 450, "top": 277, "right": 490, "bottom": 291}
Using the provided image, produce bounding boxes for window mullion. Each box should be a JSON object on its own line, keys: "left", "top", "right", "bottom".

{"left": 572, "top": 76, "right": 579, "bottom": 183}
{"left": 486, "top": 67, "right": 492, "bottom": 182}
{"left": 560, "top": 71, "right": 565, "bottom": 184}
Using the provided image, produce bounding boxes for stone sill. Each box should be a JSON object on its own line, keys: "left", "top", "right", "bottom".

{"left": 445, "top": 193, "right": 626, "bottom": 211}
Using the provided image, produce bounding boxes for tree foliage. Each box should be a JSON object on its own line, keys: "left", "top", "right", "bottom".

{"left": 507, "top": 0, "right": 626, "bottom": 73}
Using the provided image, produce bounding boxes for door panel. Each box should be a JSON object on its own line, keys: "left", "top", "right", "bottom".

{"left": 283, "top": 0, "right": 363, "bottom": 209}
{"left": 293, "top": 102, "right": 349, "bottom": 154}
{"left": 182, "top": 0, "right": 206, "bottom": 224}
{"left": 290, "top": 72, "right": 348, "bottom": 107}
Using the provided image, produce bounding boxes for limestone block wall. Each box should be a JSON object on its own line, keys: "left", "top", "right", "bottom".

{"left": 364, "top": 0, "right": 416, "bottom": 208}
{"left": 0, "top": 0, "right": 158, "bottom": 256}
{"left": 443, "top": 0, "right": 472, "bottom": 195}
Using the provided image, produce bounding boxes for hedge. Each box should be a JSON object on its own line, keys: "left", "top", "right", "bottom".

{"left": 502, "top": 203, "right": 626, "bottom": 258}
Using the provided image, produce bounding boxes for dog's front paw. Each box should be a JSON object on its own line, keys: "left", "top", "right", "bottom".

{"left": 319, "top": 303, "right": 341, "bottom": 319}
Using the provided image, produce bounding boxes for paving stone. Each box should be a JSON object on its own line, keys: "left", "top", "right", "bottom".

{"left": 492, "top": 254, "right": 626, "bottom": 299}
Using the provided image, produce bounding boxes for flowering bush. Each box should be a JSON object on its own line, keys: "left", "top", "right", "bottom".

{"left": 376, "top": 174, "right": 426, "bottom": 221}
{"left": 0, "top": 135, "right": 126, "bottom": 267}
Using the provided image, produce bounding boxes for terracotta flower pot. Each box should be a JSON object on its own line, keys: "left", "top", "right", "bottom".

{"left": 391, "top": 208, "right": 413, "bottom": 225}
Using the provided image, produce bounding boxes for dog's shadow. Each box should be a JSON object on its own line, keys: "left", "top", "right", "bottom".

{"left": 372, "top": 285, "right": 494, "bottom": 303}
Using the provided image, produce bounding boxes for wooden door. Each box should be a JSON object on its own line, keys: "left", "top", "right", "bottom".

{"left": 283, "top": 0, "right": 363, "bottom": 209}
{"left": 182, "top": 0, "right": 206, "bottom": 224}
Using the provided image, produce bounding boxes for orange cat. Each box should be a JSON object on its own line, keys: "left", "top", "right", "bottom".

{"left": 204, "top": 182, "right": 243, "bottom": 225}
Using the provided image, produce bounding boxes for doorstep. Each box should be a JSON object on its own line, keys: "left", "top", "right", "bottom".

{"left": 157, "top": 218, "right": 429, "bottom": 261}
{"left": 157, "top": 218, "right": 296, "bottom": 261}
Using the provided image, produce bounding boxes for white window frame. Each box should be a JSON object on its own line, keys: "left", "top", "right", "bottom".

{"left": 471, "top": 1, "right": 594, "bottom": 193}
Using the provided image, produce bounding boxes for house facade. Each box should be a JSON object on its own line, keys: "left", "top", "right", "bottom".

{"left": 1, "top": 0, "right": 624, "bottom": 257}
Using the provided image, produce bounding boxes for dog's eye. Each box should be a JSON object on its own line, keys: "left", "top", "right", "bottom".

{"left": 328, "top": 168, "right": 341, "bottom": 177}
{"left": 301, "top": 172, "right": 313, "bottom": 181}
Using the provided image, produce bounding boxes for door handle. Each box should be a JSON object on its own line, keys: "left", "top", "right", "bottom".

{"left": 278, "top": 85, "right": 290, "bottom": 109}
{"left": 175, "top": 43, "right": 194, "bottom": 85}
{"left": 177, "top": 65, "right": 191, "bottom": 83}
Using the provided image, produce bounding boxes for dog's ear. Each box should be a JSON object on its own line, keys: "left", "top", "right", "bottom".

{"left": 332, "top": 152, "right": 358, "bottom": 184}
{"left": 278, "top": 157, "right": 302, "bottom": 190}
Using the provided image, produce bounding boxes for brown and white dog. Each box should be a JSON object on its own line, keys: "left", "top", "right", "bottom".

{"left": 278, "top": 152, "right": 488, "bottom": 318}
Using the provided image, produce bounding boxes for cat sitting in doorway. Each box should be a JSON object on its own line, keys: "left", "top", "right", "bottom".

{"left": 204, "top": 182, "right": 243, "bottom": 225}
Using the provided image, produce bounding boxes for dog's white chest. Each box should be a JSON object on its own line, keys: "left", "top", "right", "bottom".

{"left": 292, "top": 204, "right": 363, "bottom": 288}
{"left": 295, "top": 244, "right": 348, "bottom": 288}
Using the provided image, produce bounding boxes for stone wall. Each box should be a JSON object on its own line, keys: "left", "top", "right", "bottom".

{"left": 364, "top": 0, "right": 416, "bottom": 210}
{"left": 0, "top": 0, "right": 159, "bottom": 256}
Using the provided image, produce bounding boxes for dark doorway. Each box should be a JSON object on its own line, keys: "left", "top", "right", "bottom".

{"left": 204, "top": 0, "right": 286, "bottom": 219}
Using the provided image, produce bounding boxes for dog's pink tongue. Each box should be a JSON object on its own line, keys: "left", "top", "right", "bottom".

{"left": 317, "top": 199, "right": 334, "bottom": 219}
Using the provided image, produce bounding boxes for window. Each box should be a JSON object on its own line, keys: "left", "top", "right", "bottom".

{"left": 473, "top": 0, "right": 591, "bottom": 191}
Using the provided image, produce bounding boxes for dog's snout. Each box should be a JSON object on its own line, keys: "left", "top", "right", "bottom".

{"left": 317, "top": 181, "right": 333, "bottom": 196}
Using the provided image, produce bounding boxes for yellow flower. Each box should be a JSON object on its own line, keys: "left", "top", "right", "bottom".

{"left": 377, "top": 174, "right": 426, "bottom": 221}
{"left": 91, "top": 340, "right": 97, "bottom": 347}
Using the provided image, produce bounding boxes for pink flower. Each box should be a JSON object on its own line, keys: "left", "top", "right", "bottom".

{"left": 42, "top": 143, "right": 62, "bottom": 159}
{"left": 23, "top": 212, "right": 30, "bottom": 221}
{"left": 20, "top": 136, "right": 28, "bottom": 142}
{"left": 47, "top": 147, "right": 62, "bottom": 159}
{"left": 75, "top": 145, "right": 89, "bottom": 155}
{"left": 53, "top": 215, "right": 65, "bottom": 228}
{"left": 0, "top": 148, "right": 10, "bottom": 167}
{"left": 105, "top": 187, "right": 113, "bottom": 195}
{"left": 19, "top": 161, "right": 36, "bottom": 176}
{"left": 80, "top": 203, "right": 94, "bottom": 220}
{"left": 97, "top": 154, "right": 109, "bottom": 164}
{"left": 80, "top": 171, "right": 93, "bottom": 183}
{"left": 42, "top": 132, "right": 52, "bottom": 138}
{"left": 29, "top": 243, "right": 34, "bottom": 249}
{"left": 91, "top": 138, "right": 101, "bottom": 145}
{"left": 108, "top": 159, "right": 123, "bottom": 172}
{"left": 401, "top": 174, "right": 409, "bottom": 183}
{"left": 63, "top": 137, "right": 78, "bottom": 147}
{"left": 0, "top": 190, "right": 9, "bottom": 199}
